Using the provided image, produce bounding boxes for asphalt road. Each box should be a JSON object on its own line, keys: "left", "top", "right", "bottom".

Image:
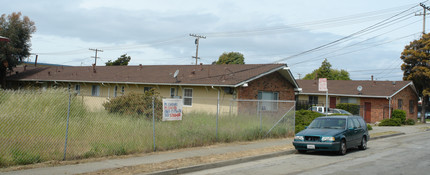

{"left": 185, "top": 132, "right": 430, "bottom": 175}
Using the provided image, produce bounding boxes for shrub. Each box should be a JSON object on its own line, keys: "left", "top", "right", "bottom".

{"left": 295, "top": 110, "right": 322, "bottom": 133}
{"left": 336, "top": 103, "right": 360, "bottom": 115}
{"left": 405, "top": 119, "right": 415, "bottom": 125}
{"left": 103, "top": 89, "right": 163, "bottom": 120}
{"left": 391, "top": 109, "right": 406, "bottom": 124}
{"left": 367, "top": 124, "right": 373, "bottom": 130}
{"left": 379, "top": 118, "right": 402, "bottom": 126}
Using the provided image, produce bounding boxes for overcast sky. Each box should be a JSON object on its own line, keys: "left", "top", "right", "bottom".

{"left": 1, "top": 0, "right": 427, "bottom": 80}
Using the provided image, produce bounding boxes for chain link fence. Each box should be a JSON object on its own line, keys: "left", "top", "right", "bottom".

{"left": 0, "top": 89, "right": 295, "bottom": 167}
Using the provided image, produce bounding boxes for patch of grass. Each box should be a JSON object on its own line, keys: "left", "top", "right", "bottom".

{"left": 11, "top": 149, "right": 41, "bottom": 165}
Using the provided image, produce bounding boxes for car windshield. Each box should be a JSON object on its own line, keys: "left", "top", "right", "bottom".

{"left": 308, "top": 118, "right": 346, "bottom": 129}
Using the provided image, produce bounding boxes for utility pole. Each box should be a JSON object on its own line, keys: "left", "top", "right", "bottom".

{"left": 89, "top": 48, "right": 103, "bottom": 65}
{"left": 416, "top": 3, "right": 430, "bottom": 34}
{"left": 189, "top": 34, "right": 206, "bottom": 65}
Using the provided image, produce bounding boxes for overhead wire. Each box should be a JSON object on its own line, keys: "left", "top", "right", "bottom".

{"left": 273, "top": 4, "right": 421, "bottom": 63}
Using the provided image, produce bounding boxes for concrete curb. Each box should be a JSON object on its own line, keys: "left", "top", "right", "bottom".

{"left": 147, "top": 150, "right": 296, "bottom": 175}
{"left": 146, "top": 132, "right": 406, "bottom": 175}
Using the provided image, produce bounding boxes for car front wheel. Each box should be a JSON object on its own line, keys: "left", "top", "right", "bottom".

{"left": 359, "top": 136, "right": 367, "bottom": 150}
{"left": 338, "top": 140, "right": 347, "bottom": 155}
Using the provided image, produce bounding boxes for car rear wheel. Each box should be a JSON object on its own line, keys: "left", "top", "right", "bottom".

{"left": 338, "top": 139, "right": 347, "bottom": 155}
{"left": 358, "top": 136, "right": 367, "bottom": 150}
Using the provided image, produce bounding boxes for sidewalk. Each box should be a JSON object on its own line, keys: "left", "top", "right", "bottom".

{"left": 2, "top": 123, "right": 430, "bottom": 175}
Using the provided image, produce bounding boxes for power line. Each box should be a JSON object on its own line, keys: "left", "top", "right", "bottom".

{"left": 273, "top": 4, "right": 420, "bottom": 63}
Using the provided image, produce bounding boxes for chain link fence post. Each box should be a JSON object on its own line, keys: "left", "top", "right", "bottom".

{"left": 63, "top": 90, "right": 71, "bottom": 160}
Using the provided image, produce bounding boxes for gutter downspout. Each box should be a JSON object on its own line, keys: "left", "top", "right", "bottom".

{"left": 388, "top": 97, "right": 392, "bottom": 119}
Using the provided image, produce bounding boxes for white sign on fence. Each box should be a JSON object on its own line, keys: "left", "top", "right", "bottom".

{"left": 162, "top": 98, "right": 183, "bottom": 121}
{"left": 318, "top": 78, "right": 328, "bottom": 92}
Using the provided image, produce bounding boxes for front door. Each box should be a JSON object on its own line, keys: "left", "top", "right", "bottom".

{"left": 330, "top": 97, "right": 336, "bottom": 108}
{"left": 364, "top": 102, "right": 371, "bottom": 123}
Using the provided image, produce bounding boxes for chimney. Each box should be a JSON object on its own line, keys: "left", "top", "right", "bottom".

{"left": 92, "top": 64, "right": 96, "bottom": 73}
{"left": 139, "top": 64, "right": 143, "bottom": 70}
{"left": 200, "top": 63, "right": 203, "bottom": 71}
{"left": 371, "top": 75, "right": 373, "bottom": 81}
{"left": 35, "top": 55, "right": 38, "bottom": 67}
{"left": 24, "top": 65, "right": 27, "bottom": 71}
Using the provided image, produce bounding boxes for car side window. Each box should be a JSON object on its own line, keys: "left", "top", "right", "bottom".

{"left": 347, "top": 119, "right": 354, "bottom": 129}
{"left": 352, "top": 118, "right": 361, "bottom": 128}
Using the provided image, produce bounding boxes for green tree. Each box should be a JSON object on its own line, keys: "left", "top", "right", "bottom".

{"left": 303, "top": 59, "right": 351, "bottom": 80}
{"left": 400, "top": 33, "right": 430, "bottom": 123}
{"left": 216, "top": 52, "right": 245, "bottom": 64}
{"left": 0, "top": 12, "right": 36, "bottom": 89}
{"left": 105, "top": 54, "right": 131, "bottom": 66}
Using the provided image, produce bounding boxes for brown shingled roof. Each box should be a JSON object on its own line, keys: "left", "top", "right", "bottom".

{"left": 297, "top": 79, "right": 416, "bottom": 98}
{"left": 7, "top": 64, "right": 297, "bottom": 87}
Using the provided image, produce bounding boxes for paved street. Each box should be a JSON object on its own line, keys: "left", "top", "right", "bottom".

{"left": 186, "top": 132, "right": 430, "bottom": 175}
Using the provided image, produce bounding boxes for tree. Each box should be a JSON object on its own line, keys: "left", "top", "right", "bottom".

{"left": 215, "top": 52, "right": 245, "bottom": 64}
{"left": 303, "top": 59, "right": 351, "bottom": 80}
{"left": 400, "top": 33, "right": 430, "bottom": 123}
{"left": 0, "top": 12, "right": 36, "bottom": 89}
{"left": 105, "top": 54, "right": 131, "bottom": 66}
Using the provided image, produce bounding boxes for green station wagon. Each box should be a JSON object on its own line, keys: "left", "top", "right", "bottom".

{"left": 293, "top": 115, "right": 369, "bottom": 155}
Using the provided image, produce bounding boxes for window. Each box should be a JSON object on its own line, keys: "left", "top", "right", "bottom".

{"left": 75, "top": 84, "right": 80, "bottom": 94}
{"left": 114, "top": 86, "right": 118, "bottom": 97}
{"left": 183, "top": 88, "right": 193, "bottom": 106}
{"left": 398, "top": 99, "right": 403, "bottom": 109}
{"left": 121, "top": 86, "right": 125, "bottom": 95}
{"left": 170, "top": 88, "right": 176, "bottom": 97}
{"left": 91, "top": 85, "right": 100, "bottom": 96}
{"left": 258, "top": 91, "right": 279, "bottom": 111}
{"left": 144, "top": 87, "right": 153, "bottom": 92}
{"left": 352, "top": 118, "right": 361, "bottom": 128}
{"left": 309, "top": 96, "right": 318, "bottom": 105}
{"left": 347, "top": 119, "right": 354, "bottom": 129}
{"left": 409, "top": 100, "right": 414, "bottom": 114}
{"left": 340, "top": 97, "right": 358, "bottom": 104}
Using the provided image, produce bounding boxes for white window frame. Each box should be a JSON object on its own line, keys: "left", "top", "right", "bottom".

{"left": 92, "top": 85, "right": 100, "bottom": 96}
{"left": 258, "top": 91, "right": 279, "bottom": 111}
{"left": 75, "top": 84, "right": 81, "bottom": 95}
{"left": 170, "top": 88, "right": 176, "bottom": 97}
{"left": 114, "top": 86, "right": 118, "bottom": 97}
{"left": 183, "top": 88, "right": 193, "bottom": 107}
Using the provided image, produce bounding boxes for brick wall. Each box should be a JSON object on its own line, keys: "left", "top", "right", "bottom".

{"left": 360, "top": 85, "right": 418, "bottom": 123}
{"left": 237, "top": 71, "right": 295, "bottom": 100}
{"left": 360, "top": 98, "right": 389, "bottom": 123}
{"left": 391, "top": 86, "right": 418, "bottom": 121}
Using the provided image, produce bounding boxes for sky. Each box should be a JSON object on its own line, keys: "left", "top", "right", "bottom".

{"left": 1, "top": 0, "right": 428, "bottom": 80}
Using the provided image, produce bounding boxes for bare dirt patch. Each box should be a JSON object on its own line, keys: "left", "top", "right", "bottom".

{"left": 79, "top": 144, "right": 294, "bottom": 175}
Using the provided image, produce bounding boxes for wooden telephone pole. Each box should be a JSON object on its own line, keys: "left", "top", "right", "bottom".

{"left": 189, "top": 34, "right": 206, "bottom": 65}
{"left": 416, "top": 3, "right": 430, "bottom": 34}
{"left": 89, "top": 48, "right": 103, "bottom": 65}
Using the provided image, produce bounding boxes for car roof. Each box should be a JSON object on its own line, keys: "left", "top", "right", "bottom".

{"left": 316, "top": 115, "right": 361, "bottom": 119}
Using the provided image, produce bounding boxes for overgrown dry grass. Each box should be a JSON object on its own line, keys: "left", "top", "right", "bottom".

{"left": 0, "top": 89, "right": 294, "bottom": 168}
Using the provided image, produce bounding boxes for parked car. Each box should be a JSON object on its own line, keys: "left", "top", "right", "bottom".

{"left": 418, "top": 112, "right": 430, "bottom": 119}
{"left": 308, "top": 106, "right": 331, "bottom": 114}
{"left": 329, "top": 108, "right": 352, "bottom": 115}
{"left": 293, "top": 115, "right": 369, "bottom": 155}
